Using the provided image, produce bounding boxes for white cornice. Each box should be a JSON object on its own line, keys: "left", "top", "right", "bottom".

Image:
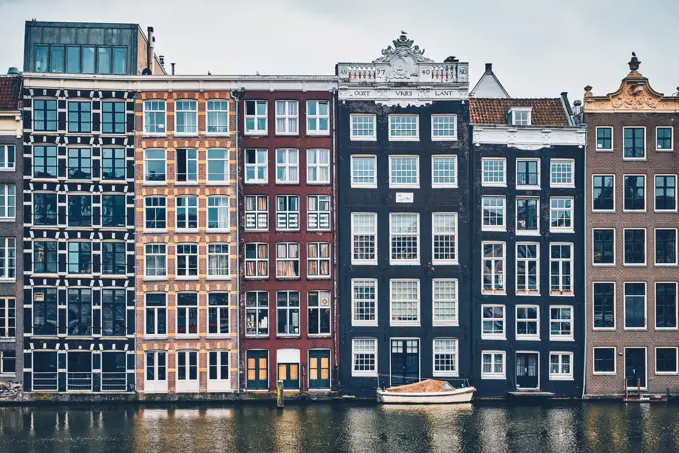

{"left": 472, "top": 125, "right": 586, "bottom": 150}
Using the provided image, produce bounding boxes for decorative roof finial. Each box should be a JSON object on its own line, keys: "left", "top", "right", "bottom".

{"left": 629, "top": 52, "right": 641, "bottom": 72}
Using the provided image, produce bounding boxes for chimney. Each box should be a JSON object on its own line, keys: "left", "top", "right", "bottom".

{"left": 147, "top": 26, "right": 155, "bottom": 74}
{"left": 485, "top": 63, "right": 493, "bottom": 73}
{"left": 171, "top": 63, "right": 175, "bottom": 75}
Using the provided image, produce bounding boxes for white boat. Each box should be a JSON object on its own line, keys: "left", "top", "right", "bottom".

{"left": 376, "top": 379, "right": 476, "bottom": 404}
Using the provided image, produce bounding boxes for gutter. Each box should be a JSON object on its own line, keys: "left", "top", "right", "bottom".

{"left": 230, "top": 88, "right": 242, "bottom": 393}
{"left": 331, "top": 87, "right": 339, "bottom": 390}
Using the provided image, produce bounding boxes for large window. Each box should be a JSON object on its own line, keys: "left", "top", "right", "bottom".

{"left": 388, "top": 115, "right": 419, "bottom": 140}
{"left": 33, "top": 288, "right": 57, "bottom": 336}
{"left": 207, "top": 244, "right": 230, "bottom": 278}
{"left": 431, "top": 115, "right": 457, "bottom": 140}
{"left": 516, "top": 197, "right": 538, "bottom": 234}
{"left": 277, "top": 291, "right": 300, "bottom": 336}
{"left": 432, "top": 213, "right": 457, "bottom": 264}
{"left": 481, "top": 351, "right": 506, "bottom": 379}
{"left": 275, "top": 100, "right": 298, "bottom": 135}
{"left": 97, "top": 47, "right": 111, "bottom": 74}
{"left": 102, "top": 289, "right": 126, "bottom": 337}
{"left": 67, "top": 195, "right": 91, "bottom": 227}
{"left": 276, "top": 242, "right": 300, "bottom": 279}
{"left": 352, "top": 338, "right": 377, "bottom": 376}
{"left": 33, "top": 146, "right": 58, "bottom": 178}
{"left": 176, "top": 148, "right": 197, "bottom": 183}
{"left": 656, "top": 229, "right": 677, "bottom": 265}
{"left": 655, "top": 175, "right": 677, "bottom": 211}
{"left": 516, "top": 243, "right": 539, "bottom": 294}
{"left": 390, "top": 213, "right": 419, "bottom": 264}
{"left": 432, "top": 155, "right": 457, "bottom": 188}
{"left": 308, "top": 242, "right": 331, "bottom": 278}
{"left": 102, "top": 242, "right": 126, "bottom": 275}
{"left": 593, "top": 175, "right": 615, "bottom": 211}
{"left": 351, "top": 155, "right": 377, "bottom": 188}
{"left": 276, "top": 195, "right": 299, "bottom": 231}
{"left": 176, "top": 244, "right": 198, "bottom": 278}
{"left": 596, "top": 127, "right": 613, "bottom": 151}
{"left": 433, "top": 339, "right": 458, "bottom": 376}
{"left": 177, "top": 293, "right": 198, "bottom": 336}
{"left": 176, "top": 196, "right": 198, "bottom": 230}
{"left": 656, "top": 348, "right": 678, "bottom": 374}
{"left": 593, "top": 229, "right": 615, "bottom": 265}
{"left": 656, "top": 127, "right": 673, "bottom": 151}
{"left": 207, "top": 149, "right": 229, "bottom": 183}
{"left": 207, "top": 99, "right": 229, "bottom": 134}
{"left": 433, "top": 279, "right": 457, "bottom": 326}
{"left": 481, "top": 158, "right": 506, "bottom": 186}
{"left": 593, "top": 348, "right": 615, "bottom": 374}
{"left": 245, "top": 243, "right": 268, "bottom": 279}
{"left": 516, "top": 305, "right": 539, "bottom": 339}
{"left": 624, "top": 127, "right": 645, "bottom": 159}
{"left": 482, "top": 242, "right": 505, "bottom": 293}
{"left": 550, "top": 159, "right": 574, "bottom": 187}
{"left": 145, "top": 351, "right": 167, "bottom": 386}
{"left": 33, "top": 241, "right": 57, "bottom": 273}
{"left": 67, "top": 148, "right": 91, "bottom": 179}
{"left": 174, "top": 100, "right": 197, "bottom": 135}
{"left": 144, "top": 197, "right": 166, "bottom": 230}
{"left": 593, "top": 282, "right": 615, "bottom": 329}
{"left": 33, "top": 99, "right": 57, "bottom": 132}
{"left": 35, "top": 45, "right": 49, "bottom": 72}
{"left": 656, "top": 283, "right": 677, "bottom": 329}
{"left": 624, "top": 282, "right": 646, "bottom": 329}
{"left": 67, "top": 241, "right": 92, "bottom": 274}
{"left": 0, "top": 145, "right": 15, "bottom": 170}
{"left": 550, "top": 243, "right": 573, "bottom": 295}
{"left": 306, "top": 100, "right": 329, "bottom": 135}
{"left": 624, "top": 175, "right": 645, "bottom": 211}
{"left": 550, "top": 197, "right": 573, "bottom": 232}
{"left": 144, "top": 149, "right": 166, "bottom": 182}
{"left": 206, "top": 196, "right": 229, "bottom": 231}
{"left": 245, "top": 291, "right": 269, "bottom": 336}
{"left": 208, "top": 293, "right": 229, "bottom": 336}
{"left": 350, "top": 115, "right": 376, "bottom": 140}
{"left": 143, "top": 100, "right": 166, "bottom": 135}
{"left": 102, "top": 148, "right": 126, "bottom": 180}
{"left": 145, "top": 294, "right": 167, "bottom": 336}
{"left": 276, "top": 148, "right": 299, "bottom": 184}
{"left": 0, "top": 238, "right": 15, "bottom": 280}
{"left": 0, "top": 185, "right": 15, "bottom": 220}
{"left": 352, "top": 279, "right": 377, "bottom": 325}
{"left": 33, "top": 193, "right": 57, "bottom": 225}
{"left": 67, "top": 101, "right": 91, "bottom": 133}
{"left": 624, "top": 229, "right": 646, "bottom": 265}
{"left": 390, "top": 279, "right": 420, "bottom": 325}
{"left": 352, "top": 213, "right": 377, "bottom": 265}
{"left": 144, "top": 244, "right": 167, "bottom": 278}
{"left": 481, "top": 305, "right": 505, "bottom": 339}
{"left": 244, "top": 195, "right": 267, "bottom": 231}
{"left": 389, "top": 156, "right": 419, "bottom": 188}
{"left": 0, "top": 351, "right": 15, "bottom": 376}
{"left": 549, "top": 353, "right": 573, "bottom": 380}
{"left": 308, "top": 290, "right": 331, "bottom": 335}
{"left": 67, "top": 288, "right": 92, "bottom": 336}
{"left": 307, "top": 149, "right": 330, "bottom": 184}
{"left": 245, "top": 100, "right": 267, "bottom": 134}
{"left": 245, "top": 149, "right": 268, "bottom": 183}
{"left": 102, "top": 101, "right": 125, "bottom": 134}
{"left": 308, "top": 195, "right": 330, "bottom": 231}
{"left": 516, "top": 159, "right": 539, "bottom": 187}
{"left": 550, "top": 306, "right": 573, "bottom": 340}
{"left": 0, "top": 298, "right": 15, "bottom": 339}
{"left": 482, "top": 197, "right": 505, "bottom": 231}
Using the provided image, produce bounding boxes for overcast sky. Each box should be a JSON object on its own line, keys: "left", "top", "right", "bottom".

{"left": 1, "top": 0, "right": 678, "bottom": 100}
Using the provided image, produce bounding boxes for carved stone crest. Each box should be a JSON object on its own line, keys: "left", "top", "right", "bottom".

{"left": 374, "top": 32, "right": 435, "bottom": 64}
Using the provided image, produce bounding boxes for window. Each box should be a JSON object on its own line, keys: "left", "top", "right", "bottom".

{"left": 67, "top": 288, "right": 92, "bottom": 336}
{"left": 550, "top": 197, "right": 573, "bottom": 232}
{"left": 0, "top": 351, "right": 15, "bottom": 376}
{"left": 550, "top": 159, "right": 574, "bottom": 187}
{"left": 277, "top": 291, "right": 300, "bottom": 336}
{"left": 350, "top": 114, "right": 376, "bottom": 140}
{"left": 433, "top": 339, "right": 458, "bottom": 376}
{"left": 352, "top": 213, "right": 377, "bottom": 265}
{"left": 593, "top": 229, "right": 615, "bottom": 265}
{"left": 306, "top": 100, "right": 329, "bottom": 135}
{"left": 33, "top": 146, "right": 58, "bottom": 178}
{"left": 482, "top": 242, "right": 505, "bottom": 293}
{"left": 33, "top": 288, "right": 57, "bottom": 336}
{"left": 67, "top": 101, "right": 92, "bottom": 133}
{"left": 144, "top": 149, "right": 166, "bottom": 183}
{"left": 176, "top": 149, "right": 197, "bottom": 183}
{"left": 624, "top": 175, "right": 646, "bottom": 211}
{"left": 51, "top": 46, "right": 66, "bottom": 72}
{"left": 656, "top": 348, "right": 678, "bottom": 375}
{"left": 145, "top": 244, "right": 167, "bottom": 278}
{"left": 596, "top": 127, "right": 613, "bottom": 150}
{"left": 35, "top": 45, "right": 48, "bottom": 72}
{"left": 481, "top": 305, "right": 505, "bottom": 339}
{"left": 594, "top": 348, "right": 616, "bottom": 374}
{"left": 481, "top": 351, "right": 506, "bottom": 379}
{"left": 550, "top": 306, "right": 573, "bottom": 340}
{"left": 102, "top": 242, "right": 126, "bottom": 275}
{"left": 516, "top": 159, "right": 539, "bottom": 188}
{"left": 656, "top": 229, "right": 677, "bottom": 265}
{"left": 390, "top": 279, "right": 420, "bottom": 325}
{"left": 431, "top": 114, "right": 457, "bottom": 140}
{"left": 102, "top": 101, "right": 125, "bottom": 134}
{"left": 482, "top": 197, "right": 506, "bottom": 231}
{"left": 33, "top": 99, "right": 57, "bottom": 131}
{"left": 144, "top": 197, "right": 166, "bottom": 230}
{"left": 389, "top": 115, "right": 419, "bottom": 140}
{"left": 175, "top": 100, "right": 197, "bottom": 135}
{"left": 275, "top": 100, "right": 298, "bottom": 135}
{"left": 352, "top": 279, "right": 377, "bottom": 325}
{"left": 351, "top": 155, "right": 377, "bottom": 188}
{"left": 176, "top": 244, "right": 198, "bottom": 278}
{"left": 177, "top": 293, "right": 198, "bottom": 336}
{"left": 67, "top": 148, "right": 91, "bottom": 179}
{"left": 244, "top": 195, "right": 267, "bottom": 231}
{"left": 68, "top": 242, "right": 92, "bottom": 274}
{"left": 276, "top": 242, "right": 300, "bottom": 279}
{"left": 207, "top": 149, "right": 229, "bottom": 183}
{"left": 245, "top": 291, "right": 269, "bottom": 336}
{"left": 0, "top": 298, "right": 15, "bottom": 338}
{"left": 509, "top": 107, "right": 531, "bottom": 126}
{"left": 593, "top": 282, "right": 615, "bottom": 329}
{"left": 307, "top": 195, "right": 330, "bottom": 231}
{"left": 624, "top": 127, "right": 645, "bottom": 159}
{"left": 390, "top": 213, "right": 419, "bottom": 264}
{"left": 352, "top": 338, "right": 377, "bottom": 376}
{"left": 550, "top": 243, "right": 573, "bottom": 295}
{"left": 0, "top": 145, "right": 15, "bottom": 170}
{"left": 33, "top": 193, "right": 57, "bottom": 226}
{"left": 432, "top": 155, "right": 457, "bottom": 188}
{"left": 143, "top": 100, "right": 166, "bottom": 135}
{"left": 516, "top": 198, "right": 539, "bottom": 234}
{"left": 432, "top": 213, "right": 457, "bottom": 264}
{"left": 307, "top": 149, "right": 330, "bottom": 184}
{"left": 67, "top": 195, "right": 91, "bottom": 227}
{"left": 624, "top": 282, "right": 646, "bottom": 329}
{"left": 208, "top": 350, "right": 230, "bottom": 384}
{"left": 207, "top": 99, "right": 229, "bottom": 134}
{"left": 98, "top": 47, "right": 111, "bottom": 74}
{"left": 0, "top": 238, "right": 15, "bottom": 280}
{"left": 82, "top": 47, "right": 94, "bottom": 74}
{"left": 208, "top": 293, "right": 229, "bottom": 336}
{"left": 516, "top": 243, "right": 539, "bottom": 295}
{"left": 275, "top": 148, "right": 299, "bottom": 184}
{"left": 593, "top": 175, "right": 615, "bottom": 211}
{"left": 657, "top": 127, "right": 673, "bottom": 151}
{"left": 516, "top": 305, "right": 539, "bottom": 339}
{"left": 549, "top": 353, "right": 573, "bottom": 380}
{"left": 624, "top": 229, "right": 646, "bottom": 265}
{"left": 245, "top": 100, "right": 267, "bottom": 134}
{"left": 656, "top": 283, "right": 677, "bottom": 329}
{"left": 481, "top": 158, "right": 506, "bottom": 186}
{"left": 112, "top": 47, "right": 126, "bottom": 75}
{"left": 308, "top": 290, "right": 331, "bottom": 335}
{"left": 245, "top": 149, "right": 268, "bottom": 183}
{"left": 151, "top": 313, "right": 177, "bottom": 344}
{"left": 433, "top": 279, "right": 457, "bottom": 326}
{"left": 176, "top": 196, "right": 198, "bottom": 230}
{"left": 145, "top": 351, "right": 167, "bottom": 385}
{"left": 655, "top": 175, "right": 677, "bottom": 211}
{"left": 389, "top": 156, "right": 419, "bottom": 188}
{"left": 102, "top": 148, "right": 126, "bottom": 180}
{"left": 308, "top": 242, "right": 331, "bottom": 278}
{"left": 33, "top": 241, "right": 57, "bottom": 273}
{"left": 207, "top": 244, "right": 230, "bottom": 278}
{"left": 276, "top": 195, "right": 299, "bottom": 231}
{"left": 207, "top": 196, "right": 230, "bottom": 231}
{"left": 102, "top": 289, "right": 126, "bottom": 336}
{"left": 245, "top": 243, "right": 268, "bottom": 279}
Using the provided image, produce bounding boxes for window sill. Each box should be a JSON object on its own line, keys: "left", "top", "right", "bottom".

{"left": 0, "top": 219, "right": 16, "bottom": 223}
{"left": 622, "top": 210, "right": 647, "bottom": 214}
{"left": 100, "top": 275, "right": 129, "bottom": 279}
{"left": 274, "top": 181, "right": 300, "bottom": 186}
{"left": 655, "top": 371, "right": 679, "bottom": 376}
{"left": 205, "top": 133, "right": 231, "bottom": 138}
{"left": 432, "top": 260, "right": 459, "bottom": 266}
{"left": 66, "top": 274, "right": 93, "bottom": 279}
{"left": 592, "top": 209, "right": 616, "bottom": 213}
{"left": 142, "top": 134, "right": 167, "bottom": 138}
{"left": 549, "top": 337, "right": 574, "bottom": 342}
{"left": 0, "top": 279, "right": 16, "bottom": 283}
{"left": 307, "top": 276, "right": 331, "bottom": 280}
{"left": 244, "top": 181, "right": 269, "bottom": 185}
{"left": 655, "top": 327, "right": 679, "bottom": 331}
{"left": 389, "top": 185, "right": 420, "bottom": 190}
{"left": 245, "top": 335, "right": 269, "bottom": 339}
{"left": 550, "top": 185, "right": 576, "bottom": 189}
{"left": 432, "top": 184, "right": 458, "bottom": 189}
{"left": 482, "top": 227, "right": 507, "bottom": 233}
{"left": 175, "top": 229, "right": 199, "bottom": 234}
{"left": 388, "top": 137, "right": 420, "bottom": 142}
{"left": 173, "top": 134, "right": 199, "bottom": 138}
{"left": 390, "top": 323, "right": 420, "bottom": 327}
{"left": 389, "top": 261, "right": 420, "bottom": 266}
{"left": 207, "top": 229, "right": 231, "bottom": 234}
{"left": 623, "top": 158, "right": 647, "bottom": 161}
{"left": 143, "top": 182, "right": 168, "bottom": 186}
{"left": 433, "top": 322, "right": 459, "bottom": 327}
{"left": 244, "top": 132, "right": 268, "bottom": 136}
{"left": 351, "top": 372, "right": 378, "bottom": 378}
{"left": 516, "top": 185, "right": 541, "bottom": 191}
{"left": 143, "top": 335, "right": 168, "bottom": 340}
{"left": 206, "top": 335, "right": 233, "bottom": 339}
{"left": 516, "top": 337, "right": 541, "bottom": 341}
{"left": 481, "top": 375, "right": 506, "bottom": 380}
{"left": 244, "top": 276, "right": 269, "bottom": 280}
{"left": 482, "top": 290, "right": 506, "bottom": 296}
{"left": 481, "top": 336, "right": 506, "bottom": 341}
{"left": 655, "top": 263, "right": 678, "bottom": 267}
{"left": 351, "top": 184, "right": 378, "bottom": 189}
{"left": 431, "top": 137, "right": 458, "bottom": 142}
{"left": 516, "top": 291, "right": 541, "bottom": 296}
{"left": 623, "top": 328, "right": 647, "bottom": 331}
{"left": 306, "top": 132, "right": 331, "bottom": 137}
{"left": 516, "top": 231, "right": 540, "bottom": 236}
{"left": 351, "top": 261, "right": 378, "bottom": 266}
{"left": 592, "top": 263, "right": 616, "bottom": 267}
{"left": 481, "top": 184, "right": 507, "bottom": 188}
{"left": 549, "top": 376, "right": 574, "bottom": 381}
{"left": 0, "top": 337, "right": 16, "bottom": 342}
{"left": 307, "top": 334, "right": 332, "bottom": 338}
{"left": 307, "top": 228, "right": 332, "bottom": 233}
{"left": 550, "top": 292, "right": 574, "bottom": 297}
{"left": 143, "top": 229, "right": 168, "bottom": 234}
{"left": 351, "top": 322, "right": 378, "bottom": 327}
{"left": 176, "top": 335, "right": 200, "bottom": 340}
{"left": 205, "top": 181, "right": 231, "bottom": 186}
{"left": 592, "top": 327, "right": 616, "bottom": 331}
{"left": 549, "top": 230, "right": 574, "bottom": 234}
{"left": 276, "top": 277, "right": 301, "bottom": 281}
{"left": 655, "top": 209, "right": 678, "bottom": 213}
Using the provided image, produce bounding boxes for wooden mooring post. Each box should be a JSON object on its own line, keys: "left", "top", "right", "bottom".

{"left": 276, "top": 380, "right": 284, "bottom": 408}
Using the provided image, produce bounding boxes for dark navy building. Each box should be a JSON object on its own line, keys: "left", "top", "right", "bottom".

{"left": 469, "top": 73, "right": 586, "bottom": 397}
{"left": 337, "top": 34, "right": 472, "bottom": 396}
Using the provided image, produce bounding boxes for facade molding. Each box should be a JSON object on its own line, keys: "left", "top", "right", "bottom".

{"left": 472, "top": 126, "right": 586, "bottom": 149}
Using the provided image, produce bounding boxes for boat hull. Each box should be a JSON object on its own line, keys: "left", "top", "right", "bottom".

{"left": 377, "top": 387, "right": 476, "bottom": 404}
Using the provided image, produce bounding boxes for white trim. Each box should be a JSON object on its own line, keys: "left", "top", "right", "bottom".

{"left": 389, "top": 212, "right": 420, "bottom": 265}
{"left": 515, "top": 158, "right": 540, "bottom": 190}
{"left": 515, "top": 304, "right": 540, "bottom": 341}
{"left": 481, "top": 157, "right": 506, "bottom": 187}
{"left": 549, "top": 242, "right": 574, "bottom": 296}
{"left": 175, "top": 196, "right": 199, "bottom": 232}
{"left": 549, "top": 158, "right": 575, "bottom": 188}
{"left": 593, "top": 347, "right": 617, "bottom": 375}
{"left": 388, "top": 155, "right": 420, "bottom": 189}
{"left": 595, "top": 126, "right": 614, "bottom": 151}
{"left": 275, "top": 242, "right": 300, "bottom": 279}
{"left": 142, "top": 99, "right": 167, "bottom": 137}
{"left": 623, "top": 227, "right": 647, "bottom": 267}
{"left": 432, "top": 338, "right": 459, "bottom": 377}
{"left": 481, "top": 241, "right": 506, "bottom": 295}
{"left": 388, "top": 114, "right": 419, "bottom": 141}
{"left": 549, "top": 305, "right": 574, "bottom": 341}
{"left": 430, "top": 114, "right": 458, "bottom": 141}
{"left": 515, "top": 242, "right": 540, "bottom": 295}
{"left": 622, "top": 174, "right": 647, "bottom": 212}
{"left": 515, "top": 350, "right": 540, "bottom": 390}
{"left": 275, "top": 148, "right": 300, "bottom": 185}
{"left": 654, "top": 174, "right": 678, "bottom": 212}
{"left": 655, "top": 282, "right": 679, "bottom": 331}
{"left": 143, "top": 195, "right": 167, "bottom": 233}
{"left": 623, "top": 347, "right": 648, "bottom": 390}
{"left": 548, "top": 351, "right": 574, "bottom": 381}
{"left": 623, "top": 281, "right": 647, "bottom": 331}
{"left": 432, "top": 278, "right": 458, "bottom": 326}
{"left": 655, "top": 228, "right": 678, "bottom": 266}
{"left": 206, "top": 349, "right": 232, "bottom": 392}
{"left": 351, "top": 278, "right": 378, "bottom": 327}
{"left": 509, "top": 107, "right": 532, "bottom": 126}
{"left": 481, "top": 304, "right": 506, "bottom": 340}
{"left": 307, "top": 348, "right": 332, "bottom": 390}
{"left": 592, "top": 281, "right": 616, "bottom": 331}
{"left": 244, "top": 148, "right": 268, "bottom": 184}
{"left": 351, "top": 337, "right": 378, "bottom": 377}
{"left": 655, "top": 126, "right": 674, "bottom": 152}
{"left": 622, "top": 126, "right": 646, "bottom": 160}
{"left": 173, "top": 99, "right": 198, "bottom": 137}
{"left": 143, "top": 243, "right": 167, "bottom": 279}
{"left": 144, "top": 350, "right": 168, "bottom": 393}
{"left": 549, "top": 197, "right": 574, "bottom": 233}
{"left": 306, "top": 148, "right": 331, "bottom": 185}
{"left": 205, "top": 98, "right": 230, "bottom": 136}
{"left": 305, "top": 100, "right": 330, "bottom": 136}
{"left": 655, "top": 347, "right": 679, "bottom": 375}
{"left": 431, "top": 154, "right": 458, "bottom": 188}
{"left": 481, "top": 196, "right": 506, "bottom": 232}
{"left": 143, "top": 293, "right": 167, "bottom": 338}
{"left": 244, "top": 242, "right": 269, "bottom": 279}
{"left": 591, "top": 174, "right": 616, "bottom": 213}
{"left": 592, "top": 228, "right": 616, "bottom": 267}
{"left": 349, "top": 114, "right": 376, "bottom": 141}
{"left": 274, "top": 100, "right": 299, "bottom": 136}
{"left": 143, "top": 148, "right": 167, "bottom": 185}
{"left": 351, "top": 212, "right": 377, "bottom": 265}
{"left": 244, "top": 100, "right": 268, "bottom": 136}
{"left": 388, "top": 337, "right": 421, "bottom": 387}
{"left": 431, "top": 212, "right": 458, "bottom": 265}
{"left": 480, "top": 350, "right": 506, "bottom": 380}
{"left": 389, "top": 278, "right": 421, "bottom": 326}
{"left": 350, "top": 155, "right": 377, "bottom": 189}
{"left": 175, "top": 350, "right": 200, "bottom": 393}
{"left": 515, "top": 197, "right": 540, "bottom": 236}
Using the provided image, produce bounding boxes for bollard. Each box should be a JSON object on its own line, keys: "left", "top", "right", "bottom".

{"left": 276, "top": 380, "right": 284, "bottom": 408}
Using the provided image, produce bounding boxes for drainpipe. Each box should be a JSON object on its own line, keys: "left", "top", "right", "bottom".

{"left": 230, "top": 87, "right": 243, "bottom": 393}
{"left": 147, "top": 27, "right": 154, "bottom": 74}
{"left": 331, "top": 87, "right": 338, "bottom": 391}
{"left": 581, "top": 119, "right": 587, "bottom": 400}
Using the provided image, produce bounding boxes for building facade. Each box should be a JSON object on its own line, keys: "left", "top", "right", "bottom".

{"left": 584, "top": 55, "right": 679, "bottom": 396}
{"left": 238, "top": 78, "right": 337, "bottom": 393}
{"left": 337, "top": 34, "right": 472, "bottom": 396}
{"left": 469, "top": 96, "right": 586, "bottom": 397}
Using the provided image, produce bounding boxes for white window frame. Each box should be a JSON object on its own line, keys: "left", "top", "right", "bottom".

{"left": 307, "top": 242, "right": 331, "bottom": 279}
{"left": 0, "top": 185, "right": 16, "bottom": 221}
{"left": 175, "top": 243, "right": 198, "bottom": 279}
{"left": 623, "top": 174, "right": 647, "bottom": 212}
{"left": 516, "top": 197, "right": 540, "bottom": 235}
{"left": 432, "top": 212, "right": 458, "bottom": 265}
{"left": 515, "top": 242, "right": 540, "bottom": 295}
{"left": 144, "top": 243, "right": 167, "bottom": 279}
{"left": 351, "top": 338, "right": 378, "bottom": 377}
{"left": 389, "top": 213, "right": 420, "bottom": 265}
{"left": 206, "top": 148, "right": 230, "bottom": 184}
{"left": 432, "top": 279, "right": 458, "bottom": 326}
{"left": 0, "top": 297, "right": 16, "bottom": 339}
{"left": 275, "top": 242, "right": 300, "bottom": 279}
{"left": 623, "top": 228, "right": 647, "bottom": 267}
{"left": 244, "top": 195, "right": 268, "bottom": 231}
{"left": 656, "top": 126, "right": 674, "bottom": 152}
{"left": 143, "top": 148, "right": 166, "bottom": 184}
{"left": 592, "top": 174, "right": 616, "bottom": 212}
{"left": 516, "top": 305, "right": 540, "bottom": 340}
{"left": 245, "top": 100, "right": 268, "bottom": 135}
{"left": 175, "top": 196, "right": 198, "bottom": 232}
{"left": 389, "top": 279, "right": 420, "bottom": 326}
{"left": 593, "top": 347, "right": 617, "bottom": 375}
{"left": 592, "top": 281, "right": 617, "bottom": 331}
{"left": 389, "top": 155, "right": 420, "bottom": 188}
{"left": 207, "top": 350, "right": 231, "bottom": 392}
{"left": 623, "top": 281, "right": 647, "bottom": 331}
{"left": 516, "top": 158, "right": 540, "bottom": 189}
{"left": 656, "top": 282, "right": 679, "bottom": 331}
{"left": 350, "top": 155, "right": 377, "bottom": 188}
{"left": 307, "top": 195, "right": 331, "bottom": 231}
{"left": 509, "top": 107, "right": 532, "bottom": 126}
{"left": 206, "top": 99, "right": 229, "bottom": 135}
{"left": 143, "top": 100, "right": 166, "bottom": 136}
{"left": 549, "top": 352, "right": 574, "bottom": 381}
{"left": 655, "top": 347, "right": 679, "bottom": 375}
{"left": 143, "top": 196, "right": 166, "bottom": 232}
{"left": 623, "top": 126, "right": 646, "bottom": 160}
{"left": 550, "top": 242, "right": 574, "bottom": 296}
{"left": 306, "top": 100, "right": 330, "bottom": 136}
{"left": 351, "top": 278, "right": 378, "bottom": 327}
{"left": 431, "top": 114, "right": 457, "bottom": 141}
{"left": 655, "top": 228, "right": 678, "bottom": 266}
{"left": 276, "top": 195, "right": 300, "bottom": 231}
{"left": 350, "top": 114, "right": 376, "bottom": 141}
{"left": 595, "top": 126, "right": 614, "bottom": 151}
{"left": 0, "top": 145, "right": 15, "bottom": 171}
{"left": 481, "top": 241, "right": 506, "bottom": 294}
{"left": 481, "top": 196, "right": 506, "bottom": 232}
{"left": 207, "top": 293, "right": 230, "bottom": 337}
{"left": 275, "top": 148, "right": 299, "bottom": 184}
{"left": 481, "top": 305, "right": 505, "bottom": 340}
{"left": 174, "top": 99, "right": 198, "bottom": 136}
{"left": 307, "top": 149, "right": 330, "bottom": 184}
{"left": 481, "top": 351, "right": 506, "bottom": 379}
{"left": 175, "top": 148, "right": 198, "bottom": 184}
{"left": 275, "top": 100, "right": 299, "bottom": 135}
{"left": 654, "top": 174, "right": 677, "bottom": 212}
{"left": 244, "top": 243, "right": 269, "bottom": 279}
{"left": 550, "top": 159, "right": 575, "bottom": 188}
{"left": 207, "top": 243, "right": 230, "bottom": 279}
{"left": 351, "top": 212, "right": 377, "bottom": 265}
{"left": 592, "top": 228, "right": 616, "bottom": 267}
{"left": 207, "top": 196, "right": 230, "bottom": 232}
{"left": 432, "top": 338, "right": 459, "bottom": 377}
{"left": 431, "top": 155, "right": 458, "bottom": 188}
{"left": 144, "top": 293, "right": 167, "bottom": 338}
{"left": 549, "top": 306, "right": 574, "bottom": 341}
{"left": 549, "top": 197, "right": 574, "bottom": 233}
{"left": 244, "top": 149, "right": 268, "bottom": 184}
{"left": 0, "top": 238, "right": 16, "bottom": 281}
{"left": 388, "top": 114, "right": 419, "bottom": 141}
{"left": 144, "top": 350, "right": 168, "bottom": 392}
{"left": 481, "top": 158, "right": 506, "bottom": 187}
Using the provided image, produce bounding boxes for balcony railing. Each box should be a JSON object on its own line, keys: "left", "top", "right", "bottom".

{"left": 33, "top": 372, "right": 58, "bottom": 391}
{"left": 101, "top": 372, "right": 127, "bottom": 392}
{"left": 67, "top": 372, "right": 93, "bottom": 391}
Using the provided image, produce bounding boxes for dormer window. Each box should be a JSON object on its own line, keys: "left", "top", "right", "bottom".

{"left": 509, "top": 107, "right": 532, "bottom": 126}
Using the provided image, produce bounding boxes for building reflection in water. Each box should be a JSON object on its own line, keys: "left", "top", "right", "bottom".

{"left": 476, "top": 407, "right": 509, "bottom": 453}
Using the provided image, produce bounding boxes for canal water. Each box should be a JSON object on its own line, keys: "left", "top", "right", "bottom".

{"left": 0, "top": 402, "right": 678, "bottom": 453}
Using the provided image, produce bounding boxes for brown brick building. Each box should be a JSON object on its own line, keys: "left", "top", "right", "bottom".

{"left": 584, "top": 54, "right": 679, "bottom": 396}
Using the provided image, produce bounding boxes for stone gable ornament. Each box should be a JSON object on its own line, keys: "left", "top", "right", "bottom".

{"left": 374, "top": 31, "right": 435, "bottom": 64}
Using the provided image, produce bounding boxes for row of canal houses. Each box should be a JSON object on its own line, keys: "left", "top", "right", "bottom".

{"left": 0, "top": 20, "right": 675, "bottom": 400}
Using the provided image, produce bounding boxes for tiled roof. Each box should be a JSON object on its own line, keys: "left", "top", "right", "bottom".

{"left": 469, "top": 98, "right": 569, "bottom": 126}
{"left": 0, "top": 75, "right": 22, "bottom": 111}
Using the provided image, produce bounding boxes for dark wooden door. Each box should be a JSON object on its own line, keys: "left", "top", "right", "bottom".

{"left": 516, "top": 353, "right": 539, "bottom": 389}
{"left": 246, "top": 350, "right": 268, "bottom": 390}
{"left": 390, "top": 339, "right": 419, "bottom": 386}
{"left": 625, "top": 348, "right": 646, "bottom": 389}
{"left": 309, "top": 350, "right": 330, "bottom": 390}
